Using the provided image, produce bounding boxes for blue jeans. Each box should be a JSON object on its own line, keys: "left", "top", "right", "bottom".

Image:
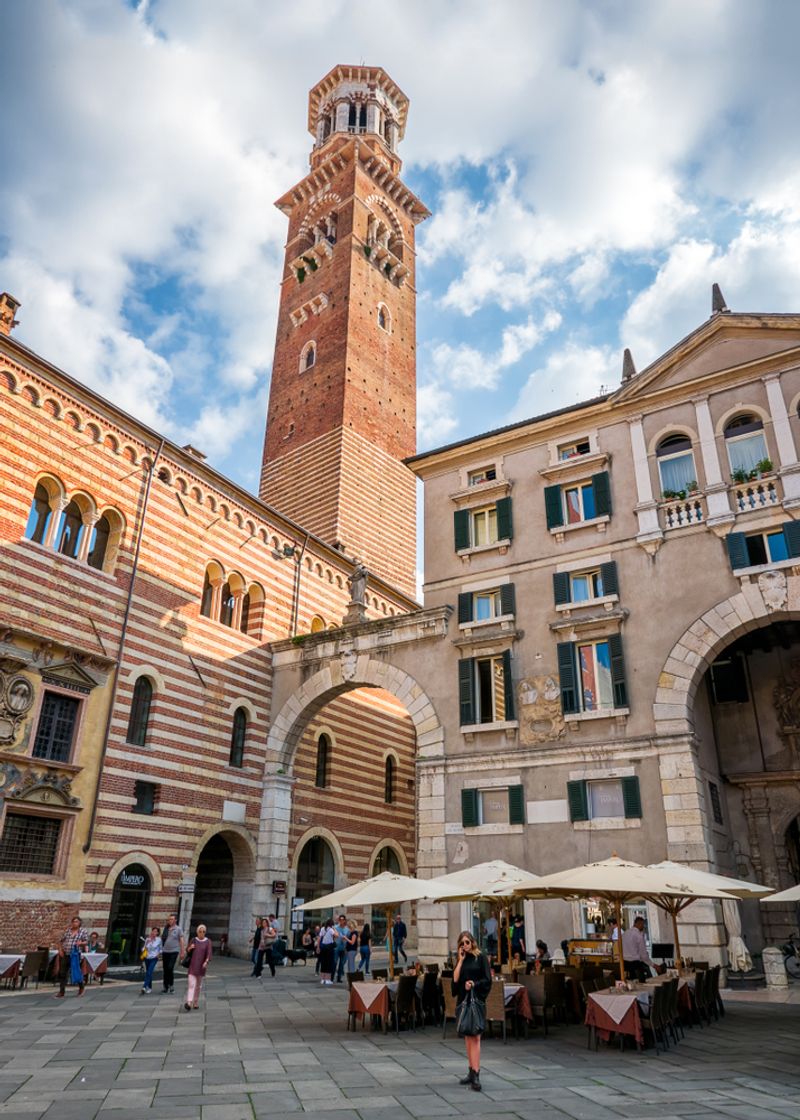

{"left": 143, "top": 957, "right": 158, "bottom": 990}
{"left": 334, "top": 947, "right": 347, "bottom": 981}
{"left": 358, "top": 947, "right": 371, "bottom": 975}
{"left": 393, "top": 938, "right": 407, "bottom": 964}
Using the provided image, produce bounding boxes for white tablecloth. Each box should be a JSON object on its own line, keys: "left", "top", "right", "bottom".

{"left": 351, "top": 981, "right": 387, "bottom": 1013}
{"left": 589, "top": 991, "right": 641, "bottom": 1025}
{"left": 0, "top": 955, "right": 24, "bottom": 977}
{"left": 82, "top": 952, "right": 108, "bottom": 973}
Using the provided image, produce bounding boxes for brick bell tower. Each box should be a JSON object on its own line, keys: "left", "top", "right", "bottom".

{"left": 260, "top": 65, "right": 429, "bottom": 599}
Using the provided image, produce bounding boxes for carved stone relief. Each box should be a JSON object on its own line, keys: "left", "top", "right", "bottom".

{"left": 0, "top": 671, "right": 34, "bottom": 745}
{"left": 1, "top": 765, "right": 80, "bottom": 807}
{"left": 758, "top": 569, "right": 787, "bottom": 613}
{"left": 517, "top": 674, "right": 566, "bottom": 744}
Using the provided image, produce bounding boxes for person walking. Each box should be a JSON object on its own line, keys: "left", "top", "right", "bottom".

{"left": 345, "top": 920, "right": 359, "bottom": 974}
{"left": 319, "top": 918, "right": 336, "bottom": 985}
{"left": 483, "top": 914, "right": 498, "bottom": 961}
{"left": 250, "top": 917, "right": 263, "bottom": 966}
{"left": 55, "top": 915, "right": 88, "bottom": 999}
{"left": 161, "top": 913, "right": 185, "bottom": 994}
{"left": 511, "top": 916, "right": 526, "bottom": 963}
{"left": 392, "top": 914, "right": 408, "bottom": 965}
{"left": 452, "top": 930, "right": 492, "bottom": 1092}
{"left": 258, "top": 919, "right": 278, "bottom": 978}
{"left": 142, "top": 927, "right": 162, "bottom": 994}
{"left": 313, "top": 923, "right": 322, "bottom": 975}
{"left": 333, "top": 914, "right": 349, "bottom": 982}
{"left": 358, "top": 922, "right": 372, "bottom": 976}
{"left": 184, "top": 924, "right": 212, "bottom": 1010}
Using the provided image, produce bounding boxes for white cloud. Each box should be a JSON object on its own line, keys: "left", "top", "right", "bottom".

{"left": 510, "top": 341, "right": 616, "bottom": 423}
{"left": 430, "top": 311, "right": 561, "bottom": 391}
{"left": 417, "top": 383, "right": 458, "bottom": 447}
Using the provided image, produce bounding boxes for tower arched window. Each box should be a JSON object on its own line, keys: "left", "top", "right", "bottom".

{"left": 229, "top": 707, "right": 247, "bottom": 768}
{"left": 219, "top": 582, "right": 235, "bottom": 628}
{"left": 724, "top": 414, "right": 769, "bottom": 476}
{"left": 377, "top": 304, "right": 391, "bottom": 332}
{"left": 200, "top": 570, "right": 214, "bottom": 618}
{"left": 301, "top": 341, "right": 316, "bottom": 372}
{"left": 310, "top": 615, "right": 326, "bottom": 634}
{"left": 87, "top": 515, "right": 110, "bottom": 570}
{"left": 126, "top": 677, "right": 153, "bottom": 747}
{"left": 656, "top": 434, "right": 697, "bottom": 495}
{"left": 25, "top": 483, "right": 53, "bottom": 544}
{"left": 384, "top": 755, "right": 395, "bottom": 804}
{"left": 239, "top": 592, "right": 250, "bottom": 635}
{"left": 55, "top": 500, "right": 84, "bottom": 559}
{"left": 315, "top": 733, "right": 330, "bottom": 788}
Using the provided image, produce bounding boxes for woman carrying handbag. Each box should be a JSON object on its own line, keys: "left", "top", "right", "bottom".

{"left": 184, "top": 924, "right": 212, "bottom": 1010}
{"left": 452, "top": 930, "right": 492, "bottom": 1092}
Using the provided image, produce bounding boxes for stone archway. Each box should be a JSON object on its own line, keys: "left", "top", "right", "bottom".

{"left": 184, "top": 824, "right": 256, "bottom": 955}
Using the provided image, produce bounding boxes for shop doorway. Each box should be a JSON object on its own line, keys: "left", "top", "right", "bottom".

{"left": 107, "top": 863, "right": 151, "bottom": 964}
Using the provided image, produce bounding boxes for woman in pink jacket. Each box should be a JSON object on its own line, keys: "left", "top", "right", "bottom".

{"left": 185, "top": 924, "right": 212, "bottom": 1010}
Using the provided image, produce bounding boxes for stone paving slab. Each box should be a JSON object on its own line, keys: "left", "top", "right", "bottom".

{"left": 0, "top": 962, "right": 798, "bottom": 1120}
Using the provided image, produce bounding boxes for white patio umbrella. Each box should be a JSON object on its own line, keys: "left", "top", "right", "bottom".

{"left": 292, "top": 871, "right": 464, "bottom": 977}
{"left": 647, "top": 860, "right": 769, "bottom": 967}
{"left": 761, "top": 883, "right": 800, "bottom": 902}
{"left": 430, "top": 860, "right": 540, "bottom": 964}
{"left": 514, "top": 855, "right": 737, "bottom": 981}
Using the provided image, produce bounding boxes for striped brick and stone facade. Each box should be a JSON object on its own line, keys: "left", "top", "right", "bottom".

{"left": 0, "top": 64, "right": 425, "bottom": 956}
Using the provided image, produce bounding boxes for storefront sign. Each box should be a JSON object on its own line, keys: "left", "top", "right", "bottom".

{"left": 272, "top": 880, "right": 287, "bottom": 895}
{"left": 119, "top": 870, "right": 147, "bottom": 888}
{"left": 177, "top": 884, "right": 194, "bottom": 894}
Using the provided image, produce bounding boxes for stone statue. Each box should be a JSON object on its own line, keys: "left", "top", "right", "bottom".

{"left": 348, "top": 562, "right": 368, "bottom": 605}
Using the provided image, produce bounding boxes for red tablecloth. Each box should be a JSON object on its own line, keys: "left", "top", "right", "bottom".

{"left": 504, "top": 983, "right": 533, "bottom": 1021}
{"left": 585, "top": 991, "right": 644, "bottom": 1046}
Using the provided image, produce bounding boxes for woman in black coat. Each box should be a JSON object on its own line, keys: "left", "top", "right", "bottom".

{"left": 452, "top": 930, "right": 492, "bottom": 1091}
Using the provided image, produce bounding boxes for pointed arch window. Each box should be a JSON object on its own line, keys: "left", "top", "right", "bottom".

{"left": 384, "top": 756, "right": 395, "bottom": 804}
{"left": 55, "top": 500, "right": 84, "bottom": 559}
{"left": 377, "top": 304, "right": 391, "bottom": 333}
{"left": 300, "top": 341, "right": 316, "bottom": 373}
{"left": 126, "top": 677, "right": 153, "bottom": 747}
{"left": 229, "top": 707, "right": 247, "bottom": 768}
{"left": 315, "top": 733, "right": 331, "bottom": 789}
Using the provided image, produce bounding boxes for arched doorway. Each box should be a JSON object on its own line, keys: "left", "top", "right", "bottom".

{"left": 107, "top": 863, "right": 150, "bottom": 964}
{"left": 371, "top": 845, "right": 401, "bottom": 945}
{"left": 192, "top": 835, "right": 234, "bottom": 941}
{"left": 295, "top": 836, "right": 335, "bottom": 923}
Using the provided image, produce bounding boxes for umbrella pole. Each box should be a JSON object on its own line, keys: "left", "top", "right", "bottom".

{"left": 615, "top": 897, "right": 625, "bottom": 982}
{"left": 386, "top": 907, "right": 395, "bottom": 979}
{"left": 670, "top": 908, "right": 682, "bottom": 968}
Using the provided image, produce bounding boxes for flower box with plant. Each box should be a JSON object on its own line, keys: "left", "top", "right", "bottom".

{"left": 755, "top": 457, "right": 773, "bottom": 478}
{"left": 687, "top": 480, "right": 699, "bottom": 495}
{"left": 731, "top": 468, "right": 749, "bottom": 485}
{"left": 662, "top": 488, "right": 676, "bottom": 501}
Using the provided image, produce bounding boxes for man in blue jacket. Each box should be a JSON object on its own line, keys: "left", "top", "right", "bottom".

{"left": 392, "top": 913, "right": 408, "bottom": 965}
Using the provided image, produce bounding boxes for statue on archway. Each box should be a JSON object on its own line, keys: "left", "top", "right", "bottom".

{"left": 344, "top": 562, "right": 369, "bottom": 625}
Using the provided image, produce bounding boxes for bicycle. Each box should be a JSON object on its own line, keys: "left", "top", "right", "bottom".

{"left": 780, "top": 933, "right": 800, "bottom": 979}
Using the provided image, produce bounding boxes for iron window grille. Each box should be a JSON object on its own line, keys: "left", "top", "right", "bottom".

{"left": 0, "top": 813, "right": 61, "bottom": 874}
{"left": 32, "top": 692, "right": 80, "bottom": 763}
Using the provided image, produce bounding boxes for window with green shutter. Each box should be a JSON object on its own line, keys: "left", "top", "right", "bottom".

{"left": 496, "top": 496, "right": 513, "bottom": 541}
{"left": 785, "top": 520, "right": 800, "bottom": 558}
{"left": 544, "top": 484, "right": 564, "bottom": 529}
{"left": 502, "top": 648, "right": 516, "bottom": 721}
{"left": 621, "top": 775, "right": 642, "bottom": 818}
{"left": 454, "top": 509, "right": 470, "bottom": 551}
{"left": 553, "top": 571, "right": 571, "bottom": 605}
{"left": 607, "top": 633, "right": 628, "bottom": 709}
{"left": 500, "top": 582, "right": 516, "bottom": 617}
{"left": 557, "top": 642, "right": 579, "bottom": 714}
{"left": 457, "top": 592, "right": 473, "bottom": 624}
{"left": 458, "top": 659, "right": 475, "bottom": 726}
{"left": 567, "top": 779, "right": 589, "bottom": 822}
{"left": 592, "top": 471, "right": 612, "bottom": 516}
{"left": 599, "top": 560, "right": 619, "bottom": 597}
{"left": 461, "top": 788, "right": 479, "bottom": 828}
{"left": 508, "top": 784, "right": 525, "bottom": 824}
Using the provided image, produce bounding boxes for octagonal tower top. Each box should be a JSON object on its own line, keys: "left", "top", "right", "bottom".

{"left": 308, "top": 65, "right": 409, "bottom": 167}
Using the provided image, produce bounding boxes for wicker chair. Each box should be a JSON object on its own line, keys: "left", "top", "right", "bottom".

{"left": 421, "top": 971, "right": 442, "bottom": 1025}
{"left": 345, "top": 970, "right": 364, "bottom": 988}
{"left": 372, "top": 968, "right": 388, "bottom": 980}
{"left": 393, "top": 974, "right": 419, "bottom": 1034}
{"left": 640, "top": 984, "right": 669, "bottom": 1054}
{"left": 441, "top": 984, "right": 459, "bottom": 1038}
{"left": 485, "top": 978, "right": 514, "bottom": 1042}
{"left": 19, "top": 950, "right": 49, "bottom": 990}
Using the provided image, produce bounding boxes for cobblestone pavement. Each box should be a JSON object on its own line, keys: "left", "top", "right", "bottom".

{"left": 0, "top": 959, "right": 799, "bottom": 1120}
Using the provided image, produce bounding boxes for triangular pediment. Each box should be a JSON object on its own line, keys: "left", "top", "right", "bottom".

{"left": 612, "top": 313, "right": 800, "bottom": 406}
{"left": 39, "top": 660, "right": 100, "bottom": 693}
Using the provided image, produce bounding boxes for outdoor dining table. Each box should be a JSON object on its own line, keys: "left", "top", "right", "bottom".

{"left": 503, "top": 982, "right": 533, "bottom": 1021}
{"left": 585, "top": 987, "right": 647, "bottom": 1046}
{"left": 0, "top": 955, "right": 25, "bottom": 988}
{"left": 347, "top": 981, "right": 391, "bottom": 1031}
{"left": 82, "top": 952, "right": 108, "bottom": 979}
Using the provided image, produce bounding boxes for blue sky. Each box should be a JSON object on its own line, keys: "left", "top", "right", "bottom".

{"left": 3, "top": 0, "right": 800, "bottom": 501}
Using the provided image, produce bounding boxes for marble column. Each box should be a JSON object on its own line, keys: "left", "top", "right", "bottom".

{"left": 694, "top": 397, "right": 734, "bottom": 528}
{"left": 628, "top": 416, "right": 663, "bottom": 551}
{"left": 254, "top": 772, "right": 296, "bottom": 927}
{"left": 764, "top": 374, "right": 800, "bottom": 506}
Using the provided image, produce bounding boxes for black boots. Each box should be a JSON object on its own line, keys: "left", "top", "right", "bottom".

{"left": 459, "top": 1069, "right": 481, "bottom": 1091}
{"left": 459, "top": 1069, "right": 474, "bottom": 1085}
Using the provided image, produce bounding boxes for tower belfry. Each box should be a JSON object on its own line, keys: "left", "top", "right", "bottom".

{"left": 260, "top": 65, "right": 429, "bottom": 599}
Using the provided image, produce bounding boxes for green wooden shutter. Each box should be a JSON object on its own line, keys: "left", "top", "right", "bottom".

{"left": 567, "top": 779, "right": 589, "bottom": 822}
{"left": 508, "top": 784, "right": 525, "bottom": 825}
{"left": 726, "top": 531, "right": 749, "bottom": 571}
{"left": 457, "top": 592, "right": 473, "bottom": 624}
{"left": 784, "top": 520, "right": 800, "bottom": 559}
{"left": 496, "top": 496, "right": 513, "bottom": 541}
{"left": 461, "top": 788, "right": 479, "bottom": 828}
{"left": 553, "top": 571, "right": 571, "bottom": 605}
{"left": 592, "top": 471, "right": 612, "bottom": 516}
{"left": 458, "top": 659, "right": 475, "bottom": 726}
{"left": 544, "top": 485, "right": 564, "bottom": 529}
{"left": 607, "top": 633, "right": 628, "bottom": 708}
{"left": 502, "top": 648, "right": 516, "bottom": 720}
{"left": 454, "top": 509, "right": 470, "bottom": 551}
{"left": 557, "top": 641, "right": 579, "bottom": 714}
{"left": 500, "top": 582, "right": 516, "bottom": 616}
{"left": 621, "top": 775, "right": 642, "bottom": 819}
{"left": 599, "top": 560, "right": 619, "bottom": 597}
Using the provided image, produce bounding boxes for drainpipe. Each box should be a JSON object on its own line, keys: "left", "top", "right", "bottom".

{"left": 83, "top": 440, "right": 164, "bottom": 853}
{"left": 289, "top": 533, "right": 310, "bottom": 637}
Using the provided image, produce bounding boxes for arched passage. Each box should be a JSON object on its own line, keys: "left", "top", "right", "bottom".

{"left": 187, "top": 826, "right": 256, "bottom": 954}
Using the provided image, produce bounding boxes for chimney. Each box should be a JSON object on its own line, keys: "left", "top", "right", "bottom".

{"left": 0, "top": 293, "right": 20, "bottom": 336}
{"left": 621, "top": 348, "right": 637, "bottom": 383}
{"left": 182, "top": 444, "right": 207, "bottom": 462}
{"left": 711, "top": 283, "right": 729, "bottom": 315}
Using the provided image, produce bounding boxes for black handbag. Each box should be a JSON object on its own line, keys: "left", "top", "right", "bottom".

{"left": 456, "top": 989, "right": 486, "bottom": 1037}
{"left": 181, "top": 943, "right": 194, "bottom": 969}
